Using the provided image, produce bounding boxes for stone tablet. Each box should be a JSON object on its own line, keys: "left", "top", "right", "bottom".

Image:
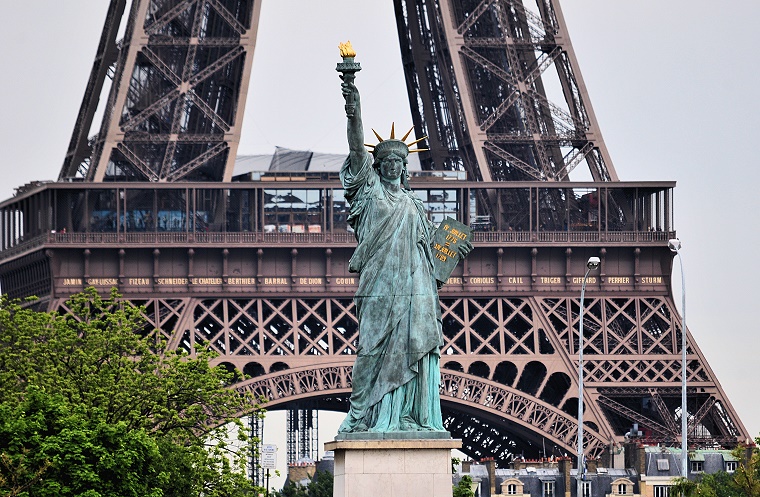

{"left": 431, "top": 217, "right": 472, "bottom": 284}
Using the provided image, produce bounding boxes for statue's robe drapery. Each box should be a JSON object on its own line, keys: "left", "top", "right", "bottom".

{"left": 337, "top": 152, "right": 445, "bottom": 433}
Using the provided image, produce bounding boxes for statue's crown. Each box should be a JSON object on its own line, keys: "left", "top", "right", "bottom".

{"left": 365, "top": 123, "right": 428, "bottom": 159}
{"left": 373, "top": 139, "right": 409, "bottom": 159}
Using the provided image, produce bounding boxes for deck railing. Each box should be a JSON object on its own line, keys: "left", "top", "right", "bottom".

{"left": 0, "top": 229, "right": 676, "bottom": 262}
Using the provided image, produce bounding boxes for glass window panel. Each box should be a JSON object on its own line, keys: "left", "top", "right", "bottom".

{"left": 227, "top": 189, "right": 255, "bottom": 232}
{"left": 89, "top": 189, "right": 117, "bottom": 232}
{"left": 56, "top": 190, "right": 87, "bottom": 233}
{"left": 538, "top": 188, "right": 566, "bottom": 231}
{"left": 606, "top": 188, "right": 636, "bottom": 232}
{"left": 263, "top": 189, "right": 324, "bottom": 232}
{"left": 125, "top": 189, "right": 155, "bottom": 232}
{"left": 332, "top": 188, "right": 349, "bottom": 231}
{"left": 157, "top": 190, "right": 186, "bottom": 231}
{"left": 569, "top": 188, "right": 598, "bottom": 231}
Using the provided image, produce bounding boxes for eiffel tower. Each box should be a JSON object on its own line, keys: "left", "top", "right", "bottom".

{"left": 0, "top": 0, "right": 749, "bottom": 466}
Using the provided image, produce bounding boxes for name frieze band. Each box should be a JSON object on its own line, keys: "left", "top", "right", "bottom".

{"left": 60, "top": 274, "right": 666, "bottom": 287}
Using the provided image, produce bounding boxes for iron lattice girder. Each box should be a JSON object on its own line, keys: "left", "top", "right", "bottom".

{"left": 648, "top": 388, "right": 680, "bottom": 435}
{"left": 60, "top": 0, "right": 128, "bottom": 180}
{"left": 46, "top": 292, "right": 747, "bottom": 459}
{"left": 395, "top": 0, "right": 618, "bottom": 181}
{"left": 688, "top": 397, "right": 716, "bottom": 436}
{"left": 233, "top": 365, "right": 608, "bottom": 462}
{"left": 60, "top": 0, "right": 260, "bottom": 183}
{"left": 597, "top": 395, "right": 671, "bottom": 437}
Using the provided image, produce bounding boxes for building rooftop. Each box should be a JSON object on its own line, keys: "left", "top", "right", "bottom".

{"left": 233, "top": 147, "right": 423, "bottom": 177}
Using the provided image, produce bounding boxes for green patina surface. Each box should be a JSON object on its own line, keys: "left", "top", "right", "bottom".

{"left": 335, "top": 53, "right": 470, "bottom": 437}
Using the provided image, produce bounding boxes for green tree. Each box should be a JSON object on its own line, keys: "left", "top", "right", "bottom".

{"left": 453, "top": 475, "right": 475, "bottom": 497}
{"left": 670, "top": 445, "right": 760, "bottom": 497}
{"left": 733, "top": 443, "right": 760, "bottom": 497}
{"left": 0, "top": 388, "right": 163, "bottom": 497}
{"left": 669, "top": 477, "right": 697, "bottom": 497}
{"left": 0, "top": 289, "right": 264, "bottom": 497}
{"left": 274, "top": 470, "right": 333, "bottom": 497}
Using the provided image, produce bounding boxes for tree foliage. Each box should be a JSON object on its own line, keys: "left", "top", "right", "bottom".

{"left": 453, "top": 475, "right": 475, "bottom": 497}
{"left": 671, "top": 443, "right": 760, "bottom": 497}
{"left": 273, "top": 470, "right": 333, "bottom": 497}
{"left": 0, "top": 289, "right": 264, "bottom": 497}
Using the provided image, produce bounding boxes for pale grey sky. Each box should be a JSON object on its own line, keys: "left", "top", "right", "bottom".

{"left": 1, "top": 0, "right": 758, "bottom": 482}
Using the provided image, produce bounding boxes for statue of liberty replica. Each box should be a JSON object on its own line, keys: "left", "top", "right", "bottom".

{"left": 335, "top": 42, "right": 472, "bottom": 437}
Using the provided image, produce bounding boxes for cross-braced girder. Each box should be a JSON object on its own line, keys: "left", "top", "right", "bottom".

{"left": 59, "top": 0, "right": 261, "bottom": 183}
{"left": 48, "top": 292, "right": 747, "bottom": 462}
{"left": 394, "top": 0, "right": 617, "bottom": 183}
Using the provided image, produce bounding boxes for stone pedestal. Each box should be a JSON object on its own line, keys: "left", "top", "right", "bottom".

{"left": 324, "top": 438, "right": 461, "bottom": 497}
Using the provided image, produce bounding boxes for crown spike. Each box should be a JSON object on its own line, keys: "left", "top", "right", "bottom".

{"left": 371, "top": 128, "right": 384, "bottom": 142}
{"left": 401, "top": 126, "right": 415, "bottom": 141}
{"left": 407, "top": 136, "right": 428, "bottom": 147}
{"left": 390, "top": 123, "right": 396, "bottom": 139}
{"left": 408, "top": 149, "right": 429, "bottom": 154}
{"left": 364, "top": 144, "right": 375, "bottom": 149}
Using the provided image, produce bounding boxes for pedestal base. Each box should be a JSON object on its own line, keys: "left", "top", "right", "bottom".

{"left": 324, "top": 439, "right": 462, "bottom": 497}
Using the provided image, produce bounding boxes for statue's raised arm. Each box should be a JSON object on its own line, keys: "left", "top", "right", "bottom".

{"left": 341, "top": 81, "right": 367, "bottom": 174}
{"left": 336, "top": 41, "right": 368, "bottom": 175}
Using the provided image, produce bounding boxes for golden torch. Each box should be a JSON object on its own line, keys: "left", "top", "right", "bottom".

{"left": 336, "top": 41, "right": 362, "bottom": 118}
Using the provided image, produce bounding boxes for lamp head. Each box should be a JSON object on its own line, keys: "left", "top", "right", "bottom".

{"left": 586, "top": 257, "right": 600, "bottom": 270}
{"left": 668, "top": 238, "right": 681, "bottom": 253}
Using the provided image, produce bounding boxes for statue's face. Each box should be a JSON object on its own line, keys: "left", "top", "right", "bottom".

{"left": 379, "top": 154, "right": 405, "bottom": 181}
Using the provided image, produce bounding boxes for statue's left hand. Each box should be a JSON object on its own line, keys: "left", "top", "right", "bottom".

{"left": 457, "top": 239, "right": 473, "bottom": 258}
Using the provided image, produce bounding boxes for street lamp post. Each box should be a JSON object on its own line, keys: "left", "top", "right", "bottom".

{"left": 577, "top": 256, "right": 600, "bottom": 497}
{"left": 669, "top": 238, "right": 687, "bottom": 481}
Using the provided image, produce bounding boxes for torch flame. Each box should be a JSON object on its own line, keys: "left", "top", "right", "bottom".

{"left": 338, "top": 41, "right": 356, "bottom": 58}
